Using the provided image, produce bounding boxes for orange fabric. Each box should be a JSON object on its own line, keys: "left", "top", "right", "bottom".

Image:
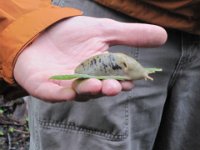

{"left": 95, "top": 0, "right": 200, "bottom": 35}
{"left": 0, "top": 0, "right": 83, "bottom": 84}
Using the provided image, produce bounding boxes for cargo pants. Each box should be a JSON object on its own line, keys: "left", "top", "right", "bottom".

{"left": 27, "top": 0, "right": 200, "bottom": 149}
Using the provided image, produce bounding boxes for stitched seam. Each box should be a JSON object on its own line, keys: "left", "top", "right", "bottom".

{"left": 35, "top": 101, "right": 40, "bottom": 150}
{"left": 168, "top": 56, "right": 184, "bottom": 89}
{"left": 39, "top": 119, "right": 128, "bottom": 141}
{"left": 168, "top": 53, "right": 184, "bottom": 89}
{"left": 168, "top": 32, "right": 193, "bottom": 89}
{"left": 133, "top": 47, "right": 139, "bottom": 61}
{"left": 124, "top": 96, "right": 129, "bottom": 137}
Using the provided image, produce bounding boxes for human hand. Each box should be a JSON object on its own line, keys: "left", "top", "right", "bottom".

{"left": 13, "top": 16, "right": 167, "bottom": 102}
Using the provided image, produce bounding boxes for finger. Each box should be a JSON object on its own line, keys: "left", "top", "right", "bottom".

{"left": 120, "top": 80, "right": 134, "bottom": 91}
{"left": 73, "top": 78, "right": 102, "bottom": 95}
{"left": 31, "top": 82, "right": 76, "bottom": 102}
{"left": 102, "top": 79, "right": 122, "bottom": 96}
{"left": 105, "top": 21, "right": 167, "bottom": 47}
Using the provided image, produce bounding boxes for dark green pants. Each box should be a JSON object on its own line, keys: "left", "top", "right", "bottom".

{"left": 28, "top": 0, "right": 200, "bottom": 149}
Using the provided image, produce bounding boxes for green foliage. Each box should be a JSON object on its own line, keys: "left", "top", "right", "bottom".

{"left": 26, "top": 117, "right": 29, "bottom": 122}
{"left": 8, "top": 127, "right": 15, "bottom": 133}
{"left": 0, "top": 108, "right": 4, "bottom": 114}
{"left": 0, "top": 129, "right": 4, "bottom": 136}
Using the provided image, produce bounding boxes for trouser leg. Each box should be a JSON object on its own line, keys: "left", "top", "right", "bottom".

{"left": 127, "top": 29, "right": 182, "bottom": 150}
{"left": 153, "top": 33, "right": 200, "bottom": 150}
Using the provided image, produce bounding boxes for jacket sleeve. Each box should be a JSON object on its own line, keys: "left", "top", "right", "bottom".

{"left": 0, "top": 0, "right": 83, "bottom": 84}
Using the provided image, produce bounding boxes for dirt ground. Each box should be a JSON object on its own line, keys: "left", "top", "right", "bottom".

{"left": 0, "top": 97, "right": 30, "bottom": 150}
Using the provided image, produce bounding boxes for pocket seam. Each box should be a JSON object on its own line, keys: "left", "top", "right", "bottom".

{"left": 39, "top": 117, "right": 128, "bottom": 141}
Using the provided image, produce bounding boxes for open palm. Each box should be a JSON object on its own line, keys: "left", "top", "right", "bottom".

{"left": 14, "top": 16, "right": 167, "bottom": 102}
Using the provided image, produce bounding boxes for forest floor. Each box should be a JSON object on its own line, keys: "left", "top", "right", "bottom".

{"left": 0, "top": 97, "right": 29, "bottom": 150}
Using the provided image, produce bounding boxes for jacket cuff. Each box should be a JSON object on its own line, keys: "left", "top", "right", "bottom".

{"left": 0, "top": 6, "right": 83, "bottom": 84}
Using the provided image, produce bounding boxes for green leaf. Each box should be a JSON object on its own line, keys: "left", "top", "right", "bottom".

{"left": 0, "top": 130, "right": 4, "bottom": 136}
{"left": 26, "top": 117, "right": 29, "bottom": 122}
{"left": 0, "top": 109, "right": 4, "bottom": 114}
{"left": 50, "top": 74, "right": 131, "bottom": 81}
{"left": 50, "top": 68, "right": 162, "bottom": 81}
{"left": 8, "top": 127, "right": 14, "bottom": 133}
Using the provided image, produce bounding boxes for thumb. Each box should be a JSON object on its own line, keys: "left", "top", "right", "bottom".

{"left": 104, "top": 20, "right": 167, "bottom": 47}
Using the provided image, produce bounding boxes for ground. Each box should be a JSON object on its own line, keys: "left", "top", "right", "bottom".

{"left": 0, "top": 97, "right": 30, "bottom": 150}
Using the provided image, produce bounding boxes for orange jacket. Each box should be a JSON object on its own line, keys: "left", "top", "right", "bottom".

{"left": 0, "top": 0, "right": 82, "bottom": 84}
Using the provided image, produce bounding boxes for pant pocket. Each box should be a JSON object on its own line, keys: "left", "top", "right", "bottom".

{"left": 36, "top": 93, "right": 129, "bottom": 141}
